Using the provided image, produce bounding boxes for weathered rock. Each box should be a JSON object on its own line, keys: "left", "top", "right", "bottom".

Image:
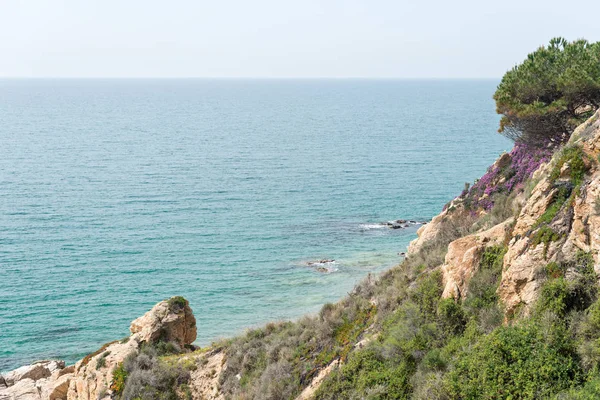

{"left": 66, "top": 337, "right": 138, "bottom": 400}
{"left": 189, "top": 351, "right": 225, "bottom": 400}
{"left": 129, "top": 297, "right": 197, "bottom": 347}
{"left": 67, "top": 297, "right": 196, "bottom": 400}
{"left": 498, "top": 110, "right": 600, "bottom": 316}
{"left": 441, "top": 219, "right": 512, "bottom": 299}
{"left": 2, "top": 378, "right": 39, "bottom": 399}
{"left": 1, "top": 297, "right": 198, "bottom": 400}
{"left": 408, "top": 212, "right": 447, "bottom": 254}
{"left": 3, "top": 361, "right": 65, "bottom": 387}
{"left": 47, "top": 374, "right": 70, "bottom": 400}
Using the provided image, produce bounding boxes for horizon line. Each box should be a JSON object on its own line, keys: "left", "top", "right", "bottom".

{"left": 0, "top": 76, "right": 502, "bottom": 80}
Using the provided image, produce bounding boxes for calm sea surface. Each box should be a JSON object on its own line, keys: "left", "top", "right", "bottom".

{"left": 0, "top": 79, "right": 511, "bottom": 371}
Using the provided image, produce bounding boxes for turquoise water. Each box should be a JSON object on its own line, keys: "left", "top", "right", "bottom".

{"left": 0, "top": 79, "right": 511, "bottom": 371}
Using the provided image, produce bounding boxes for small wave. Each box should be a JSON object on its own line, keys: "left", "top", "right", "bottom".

{"left": 359, "top": 223, "right": 388, "bottom": 230}
{"left": 361, "top": 219, "right": 426, "bottom": 231}
{"left": 300, "top": 259, "right": 339, "bottom": 273}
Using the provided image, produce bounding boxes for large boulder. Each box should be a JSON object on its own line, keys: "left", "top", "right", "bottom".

{"left": 129, "top": 296, "right": 197, "bottom": 347}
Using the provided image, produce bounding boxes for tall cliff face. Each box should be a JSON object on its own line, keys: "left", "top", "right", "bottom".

{"left": 409, "top": 110, "right": 600, "bottom": 318}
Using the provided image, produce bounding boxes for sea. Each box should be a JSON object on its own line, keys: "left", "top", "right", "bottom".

{"left": 0, "top": 79, "right": 511, "bottom": 371}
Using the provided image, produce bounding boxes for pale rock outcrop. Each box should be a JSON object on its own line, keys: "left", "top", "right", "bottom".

{"left": 1, "top": 378, "right": 39, "bottom": 400}
{"left": 130, "top": 297, "right": 197, "bottom": 348}
{"left": 1, "top": 297, "right": 197, "bottom": 400}
{"left": 189, "top": 351, "right": 225, "bottom": 400}
{"left": 66, "top": 338, "right": 138, "bottom": 400}
{"left": 441, "top": 219, "right": 512, "bottom": 299}
{"left": 0, "top": 362, "right": 74, "bottom": 400}
{"left": 295, "top": 359, "right": 341, "bottom": 400}
{"left": 3, "top": 362, "right": 65, "bottom": 387}
{"left": 408, "top": 211, "right": 450, "bottom": 255}
{"left": 499, "top": 110, "right": 600, "bottom": 316}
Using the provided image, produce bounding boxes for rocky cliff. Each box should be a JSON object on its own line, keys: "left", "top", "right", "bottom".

{"left": 413, "top": 110, "right": 600, "bottom": 318}
{"left": 5, "top": 111, "right": 600, "bottom": 400}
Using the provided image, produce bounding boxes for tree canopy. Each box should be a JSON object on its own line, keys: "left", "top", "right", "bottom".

{"left": 494, "top": 37, "right": 600, "bottom": 147}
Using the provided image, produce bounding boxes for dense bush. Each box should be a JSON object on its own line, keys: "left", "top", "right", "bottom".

{"left": 447, "top": 322, "right": 582, "bottom": 399}
{"left": 113, "top": 343, "right": 194, "bottom": 400}
{"left": 462, "top": 245, "right": 506, "bottom": 331}
{"left": 315, "top": 347, "right": 414, "bottom": 400}
{"left": 494, "top": 37, "right": 600, "bottom": 146}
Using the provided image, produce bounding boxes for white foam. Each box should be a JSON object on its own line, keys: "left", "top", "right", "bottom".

{"left": 359, "top": 223, "right": 387, "bottom": 230}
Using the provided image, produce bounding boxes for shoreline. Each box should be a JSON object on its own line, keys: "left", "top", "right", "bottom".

{"left": 1, "top": 220, "right": 426, "bottom": 374}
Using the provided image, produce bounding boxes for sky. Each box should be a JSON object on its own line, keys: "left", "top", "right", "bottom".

{"left": 1, "top": 0, "right": 599, "bottom": 78}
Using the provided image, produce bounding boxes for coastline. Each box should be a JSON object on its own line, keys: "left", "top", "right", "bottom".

{"left": 1, "top": 221, "right": 426, "bottom": 375}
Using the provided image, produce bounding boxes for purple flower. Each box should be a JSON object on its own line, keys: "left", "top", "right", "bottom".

{"left": 461, "top": 142, "right": 551, "bottom": 211}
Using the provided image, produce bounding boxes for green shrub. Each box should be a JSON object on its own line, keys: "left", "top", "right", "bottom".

{"left": 167, "top": 296, "right": 187, "bottom": 310}
{"left": 546, "top": 262, "right": 567, "bottom": 279}
{"left": 550, "top": 146, "right": 589, "bottom": 187}
{"left": 531, "top": 226, "right": 562, "bottom": 258}
{"left": 535, "top": 255, "right": 598, "bottom": 318}
{"left": 574, "top": 300, "right": 600, "bottom": 374}
{"left": 314, "top": 347, "right": 413, "bottom": 400}
{"left": 410, "top": 270, "right": 443, "bottom": 320}
{"left": 536, "top": 278, "right": 571, "bottom": 317}
{"left": 480, "top": 245, "right": 507, "bottom": 272}
{"left": 111, "top": 363, "right": 128, "bottom": 395}
{"left": 96, "top": 351, "right": 110, "bottom": 369}
{"left": 218, "top": 294, "right": 376, "bottom": 399}
{"left": 437, "top": 299, "right": 466, "bottom": 336}
{"left": 446, "top": 322, "right": 582, "bottom": 399}
{"left": 463, "top": 246, "right": 506, "bottom": 320}
{"left": 554, "top": 376, "right": 600, "bottom": 399}
{"left": 569, "top": 251, "right": 598, "bottom": 311}
{"left": 116, "top": 344, "right": 192, "bottom": 400}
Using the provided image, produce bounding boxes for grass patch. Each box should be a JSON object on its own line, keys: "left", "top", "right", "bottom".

{"left": 167, "top": 296, "right": 187, "bottom": 310}
{"left": 531, "top": 226, "right": 562, "bottom": 258}
{"left": 111, "top": 362, "right": 128, "bottom": 395}
{"left": 550, "top": 145, "right": 589, "bottom": 187}
{"left": 463, "top": 246, "right": 506, "bottom": 315}
{"left": 96, "top": 351, "right": 110, "bottom": 369}
{"left": 534, "top": 183, "right": 573, "bottom": 228}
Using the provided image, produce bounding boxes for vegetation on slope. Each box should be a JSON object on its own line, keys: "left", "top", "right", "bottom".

{"left": 109, "top": 38, "right": 600, "bottom": 400}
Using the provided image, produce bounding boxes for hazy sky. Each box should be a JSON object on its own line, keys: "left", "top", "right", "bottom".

{"left": 1, "top": 0, "right": 599, "bottom": 78}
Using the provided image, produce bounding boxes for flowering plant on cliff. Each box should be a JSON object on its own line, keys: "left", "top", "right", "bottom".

{"left": 462, "top": 142, "right": 551, "bottom": 211}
